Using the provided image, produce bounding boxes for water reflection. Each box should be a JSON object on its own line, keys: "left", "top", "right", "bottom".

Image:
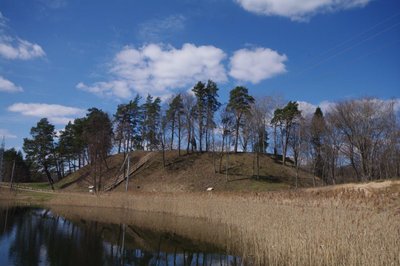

{"left": 0, "top": 205, "right": 243, "bottom": 266}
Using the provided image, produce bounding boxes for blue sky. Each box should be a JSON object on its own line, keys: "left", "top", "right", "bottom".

{"left": 0, "top": 0, "right": 399, "bottom": 150}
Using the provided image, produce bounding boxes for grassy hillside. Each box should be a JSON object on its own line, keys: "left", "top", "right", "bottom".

{"left": 55, "top": 150, "right": 320, "bottom": 192}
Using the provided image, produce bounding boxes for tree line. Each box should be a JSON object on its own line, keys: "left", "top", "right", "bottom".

{"left": 4, "top": 80, "right": 398, "bottom": 189}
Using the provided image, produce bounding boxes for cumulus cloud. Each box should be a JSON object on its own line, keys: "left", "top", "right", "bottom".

{"left": 0, "top": 12, "right": 45, "bottom": 60}
{"left": 0, "top": 128, "right": 17, "bottom": 139}
{"left": 0, "top": 37, "right": 45, "bottom": 60}
{"left": 235, "top": 0, "right": 372, "bottom": 21}
{"left": 0, "top": 76, "right": 23, "bottom": 92}
{"left": 137, "top": 14, "right": 186, "bottom": 42}
{"left": 229, "top": 47, "right": 287, "bottom": 83}
{"left": 78, "top": 43, "right": 227, "bottom": 99}
{"left": 8, "top": 103, "right": 85, "bottom": 125}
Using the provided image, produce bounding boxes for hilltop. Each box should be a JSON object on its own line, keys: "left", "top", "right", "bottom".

{"left": 55, "top": 151, "right": 320, "bottom": 193}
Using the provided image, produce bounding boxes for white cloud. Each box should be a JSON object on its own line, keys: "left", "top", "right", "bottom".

{"left": 394, "top": 99, "right": 400, "bottom": 113}
{"left": 0, "top": 129, "right": 17, "bottom": 139}
{"left": 0, "top": 76, "right": 23, "bottom": 92}
{"left": 137, "top": 15, "right": 186, "bottom": 42}
{"left": 235, "top": 0, "right": 371, "bottom": 21}
{"left": 229, "top": 47, "right": 287, "bottom": 83}
{"left": 297, "top": 99, "right": 400, "bottom": 118}
{"left": 0, "top": 37, "right": 45, "bottom": 60}
{"left": 8, "top": 103, "right": 85, "bottom": 125}
{"left": 77, "top": 81, "right": 131, "bottom": 99}
{"left": 78, "top": 43, "right": 227, "bottom": 99}
{"left": 0, "top": 12, "right": 45, "bottom": 60}
{"left": 297, "top": 100, "right": 336, "bottom": 117}
{"left": 297, "top": 101, "right": 318, "bottom": 117}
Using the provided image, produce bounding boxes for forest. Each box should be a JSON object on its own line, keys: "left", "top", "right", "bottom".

{"left": 2, "top": 80, "right": 399, "bottom": 188}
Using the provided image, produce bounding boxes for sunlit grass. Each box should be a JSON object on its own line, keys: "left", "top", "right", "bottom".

{"left": 2, "top": 180, "right": 399, "bottom": 265}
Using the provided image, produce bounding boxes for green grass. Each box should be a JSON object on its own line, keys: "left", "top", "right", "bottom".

{"left": 225, "top": 177, "right": 290, "bottom": 191}
{"left": 19, "top": 190, "right": 54, "bottom": 202}
{"left": 17, "top": 182, "right": 53, "bottom": 190}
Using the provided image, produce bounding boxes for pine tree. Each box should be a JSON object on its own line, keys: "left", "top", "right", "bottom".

{"left": 23, "top": 118, "right": 57, "bottom": 189}
{"left": 84, "top": 108, "right": 113, "bottom": 191}
{"left": 192, "top": 81, "right": 207, "bottom": 152}
{"left": 204, "top": 80, "right": 221, "bottom": 151}
{"left": 143, "top": 95, "right": 161, "bottom": 151}
{"left": 227, "top": 86, "right": 255, "bottom": 153}
{"left": 271, "top": 101, "right": 301, "bottom": 165}
{"left": 167, "top": 94, "right": 184, "bottom": 154}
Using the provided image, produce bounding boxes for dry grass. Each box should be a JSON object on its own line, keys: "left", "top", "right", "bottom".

{"left": 63, "top": 150, "right": 319, "bottom": 193}
{"left": 35, "top": 180, "right": 400, "bottom": 265}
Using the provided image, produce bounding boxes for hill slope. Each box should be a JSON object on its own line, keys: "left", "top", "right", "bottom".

{"left": 58, "top": 151, "right": 320, "bottom": 192}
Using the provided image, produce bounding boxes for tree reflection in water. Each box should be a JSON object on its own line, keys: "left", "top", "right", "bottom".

{"left": 0, "top": 206, "right": 242, "bottom": 266}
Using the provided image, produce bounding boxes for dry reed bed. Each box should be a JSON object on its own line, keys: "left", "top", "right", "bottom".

{"left": 45, "top": 183, "right": 400, "bottom": 266}
{"left": 50, "top": 205, "right": 242, "bottom": 255}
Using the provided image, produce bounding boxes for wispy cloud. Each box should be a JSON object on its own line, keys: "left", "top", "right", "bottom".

{"left": 0, "top": 11, "right": 7, "bottom": 28}
{"left": 0, "top": 128, "right": 17, "bottom": 139}
{"left": 229, "top": 47, "right": 287, "bottom": 83}
{"left": 38, "top": 0, "right": 67, "bottom": 9}
{"left": 137, "top": 15, "right": 186, "bottom": 42}
{"left": 235, "top": 0, "right": 372, "bottom": 21}
{"left": 8, "top": 103, "right": 85, "bottom": 125}
{"left": 77, "top": 80, "right": 131, "bottom": 99}
{"left": 0, "top": 76, "right": 23, "bottom": 93}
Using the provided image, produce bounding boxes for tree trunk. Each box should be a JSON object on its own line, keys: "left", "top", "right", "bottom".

{"left": 162, "top": 143, "right": 166, "bottom": 169}
{"left": 226, "top": 136, "right": 230, "bottom": 182}
{"left": 186, "top": 121, "right": 191, "bottom": 154}
{"left": 212, "top": 129, "right": 216, "bottom": 173}
{"left": 234, "top": 117, "right": 240, "bottom": 153}
{"left": 178, "top": 115, "right": 181, "bottom": 156}
{"left": 170, "top": 118, "right": 175, "bottom": 150}
{"left": 282, "top": 126, "right": 289, "bottom": 166}
{"left": 199, "top": 118, "right": 203, "bottom": 153}
{"left": 43, "top": 164, "right": 55, "bottom": 190}
{"left": 205, "top": 127, "right": 209, "bottom": 152}
{"left": 219, "top": 134, "right": 225, "bottom": 173}
{"left": 256, "top": 150, "right": 260, "bottom": 180}
{"left": 273, "top": 124, "right": 277, "bottom": 157}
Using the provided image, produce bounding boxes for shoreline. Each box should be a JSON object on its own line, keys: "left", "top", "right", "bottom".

{"left": 1, "top": 181, "right": 399, "bottom": 265}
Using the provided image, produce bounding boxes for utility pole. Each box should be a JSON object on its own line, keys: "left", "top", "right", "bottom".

{"left": 0, "top": 136, "right": 5, "bottom": 183}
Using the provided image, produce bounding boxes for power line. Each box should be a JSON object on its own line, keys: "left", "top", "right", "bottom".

{"left": 294, "top": 12, "right": 400, "bottom": 76}
{"left": 311, "top": 11, "right": 400, "bottom": 61}
{"left": 297, "top": 21, "right": 400, "bottom": 74}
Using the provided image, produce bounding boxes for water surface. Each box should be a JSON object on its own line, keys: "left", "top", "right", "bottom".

{"left": 0, "top": 205, "right": 242, "bottom": 266}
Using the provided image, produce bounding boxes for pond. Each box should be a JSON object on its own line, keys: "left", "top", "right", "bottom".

{"left": 0, "top": 205, "right": 243, "bottom": 266}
